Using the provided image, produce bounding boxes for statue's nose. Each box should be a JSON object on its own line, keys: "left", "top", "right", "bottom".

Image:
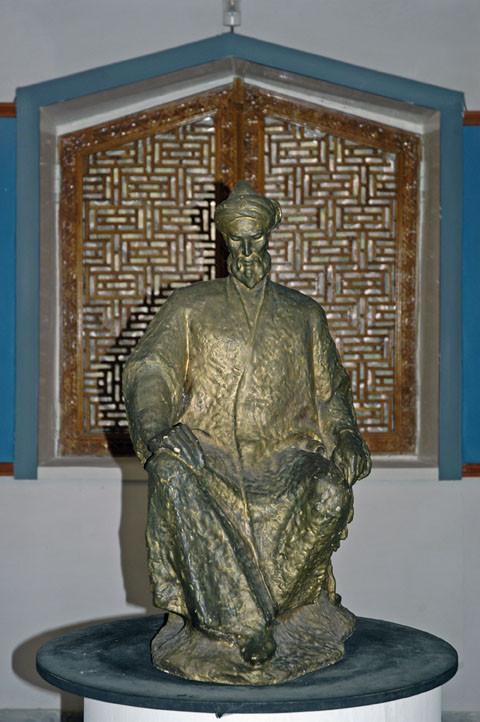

{"left": 241, "top": 239, "right": 252, "bottom": 256}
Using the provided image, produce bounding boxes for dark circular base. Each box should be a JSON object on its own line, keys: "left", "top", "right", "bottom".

{"left": 36, "top": 615, "right": 457, "bottom": 716}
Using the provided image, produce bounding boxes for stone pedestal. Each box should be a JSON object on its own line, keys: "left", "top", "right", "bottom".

{"left": 36, "top": 615, "right": 457, "bottom": 721}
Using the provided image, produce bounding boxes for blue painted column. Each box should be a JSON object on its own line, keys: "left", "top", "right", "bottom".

{"left": 0, "top": 117, "right": 16, "bottom": 464}
{"left": 463, "top": 125, "right": 480, "bottom": 465}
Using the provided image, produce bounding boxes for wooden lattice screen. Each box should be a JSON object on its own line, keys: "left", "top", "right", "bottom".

{"left": 59, "top": 79, "right": 420, "bottom": 456}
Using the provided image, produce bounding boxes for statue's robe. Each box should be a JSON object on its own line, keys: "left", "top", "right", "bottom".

{"left": 123, "top": 275, "right": 358, "bottom": 642}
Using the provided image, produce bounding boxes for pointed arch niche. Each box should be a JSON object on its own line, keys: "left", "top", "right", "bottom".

{"left": 16, "top": 37, "right": 463, "bottom": 479}
{"left": 37, "top": 58, "right": 437, "bottom": 478}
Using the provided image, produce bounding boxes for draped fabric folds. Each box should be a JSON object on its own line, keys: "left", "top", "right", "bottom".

{"left": 123, "top": 276, "right": 358, "bottom": 639}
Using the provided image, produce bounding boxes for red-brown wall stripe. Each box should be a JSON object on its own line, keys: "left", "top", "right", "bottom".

{"left": 462, "top": 464, "right": 480, "bottom": 476}
{"left": 464, "top": 111, "right": 480, "bottom": 125}
{"left": 0, "top": 102, "right": 15, "bottom": 117}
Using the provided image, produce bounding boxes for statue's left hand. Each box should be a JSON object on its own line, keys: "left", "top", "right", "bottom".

{"left": 332, "top": 430, "right": 371, "bottom": 485}
{"left": 148, "top": 423, "right": 205, "bottom": 471}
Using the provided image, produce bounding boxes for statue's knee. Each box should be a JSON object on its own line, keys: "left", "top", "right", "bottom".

{"left": 315, "top": 476, "right": 351, "bottom": 520}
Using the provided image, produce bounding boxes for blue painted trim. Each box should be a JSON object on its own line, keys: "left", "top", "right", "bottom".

{"left": 16, "top": 34, "right": 464, "bottom": 110}
{"left": 462, "top": 127, "right": 480, "bottom": 464}
{"left": 15, "top": 91, "right": 40, "bottom": 478}
{"left": 438, "top": 107, "right": 464, "bottom": 480}
{"left": 15, "top": 33, "right": 464, "bottom": 479}
{"left": 0, "top": 118, "right": 16, "bottom": 462}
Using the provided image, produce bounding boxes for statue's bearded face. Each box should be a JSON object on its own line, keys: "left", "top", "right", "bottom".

{"left": 225, "top": 217, "right": 271, "bottom": 289}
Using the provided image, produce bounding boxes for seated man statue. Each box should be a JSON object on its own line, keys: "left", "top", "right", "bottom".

{"left": 123, "top": 181, "right": 371, "bottom": 685}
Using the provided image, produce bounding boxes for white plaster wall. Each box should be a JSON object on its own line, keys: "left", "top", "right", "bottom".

{"left": 0, "top": 0, "right": 479, "bottom": 106}
{"left": 1, "top": 474, "right": 479, "bottom": 712}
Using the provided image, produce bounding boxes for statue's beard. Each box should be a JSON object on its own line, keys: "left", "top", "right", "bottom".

{"left": 227, "top": 251, "right": 271, "bottom": 289}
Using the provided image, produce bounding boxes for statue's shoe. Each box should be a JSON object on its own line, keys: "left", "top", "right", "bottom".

{"left": 239, "top": 628, "right": 276, "bottom": 666}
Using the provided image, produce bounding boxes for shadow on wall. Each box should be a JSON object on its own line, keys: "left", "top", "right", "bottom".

{"left": 10, "top": 484, "right": 158, "bottom": 715}
{"left": 97, "top": 186, "right": 230, "bottom": 459}
{"left": 11, "top": 616, "right": 135, "bottom": 716}
{"left": 119, "top": 480, "right": 158, "bottom": 612}
{"left": 102, "top": 187, "right": 231, "bottom": 614}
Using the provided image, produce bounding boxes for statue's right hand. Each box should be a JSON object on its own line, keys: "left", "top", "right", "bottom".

{"left": 147, "top": 423, "right": 205, "bottom": 472}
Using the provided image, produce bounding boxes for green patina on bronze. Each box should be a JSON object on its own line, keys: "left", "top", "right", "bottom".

{"left": 123, "top": 181, "right": 371, "bottom": 685}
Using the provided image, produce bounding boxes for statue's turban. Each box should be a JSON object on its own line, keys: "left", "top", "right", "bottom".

{"left": 214, "top": 181, "right": 282, "bottom": 236}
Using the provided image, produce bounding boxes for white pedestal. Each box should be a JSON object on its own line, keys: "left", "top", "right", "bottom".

{"left": 85, "top": 687, "right": 441, "bottom": 722}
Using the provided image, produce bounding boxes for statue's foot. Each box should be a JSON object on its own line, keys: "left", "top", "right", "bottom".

{"left": 239, "top": 627, "right": 276, "bottom": 666}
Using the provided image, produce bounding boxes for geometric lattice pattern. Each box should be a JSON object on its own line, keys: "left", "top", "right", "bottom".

{"left": 59, "top": 80, "right": 420, "bottom": 455}
{"left": 81, "top": 118, "right": 217, "bottom": 434}
{"left": 264, "top": 118, "right": 398, "bottom": 433}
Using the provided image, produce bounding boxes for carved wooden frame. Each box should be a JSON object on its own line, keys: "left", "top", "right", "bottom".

{"left": 59, "top": 80, "right": 420, "bottom": 456}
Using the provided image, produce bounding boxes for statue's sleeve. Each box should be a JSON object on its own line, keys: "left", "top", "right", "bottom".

{"left": 123, "top": 294, "right": 188, "bottom": 465}
{"left": 311, "top": 304, "right": 359, "bottom": 449}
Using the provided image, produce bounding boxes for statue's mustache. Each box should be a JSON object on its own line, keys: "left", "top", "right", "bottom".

{"left": 236, "top": 252, "right": 262, "bottom": 265}
{"left": 227, "top": 250, "right": 271, "bottom": 281}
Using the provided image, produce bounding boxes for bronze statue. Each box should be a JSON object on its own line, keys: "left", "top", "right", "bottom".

{"left": 123, "top": 182, "right": 371, "bottom": 684}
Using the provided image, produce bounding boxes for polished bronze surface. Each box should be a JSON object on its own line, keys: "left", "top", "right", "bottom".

{"left": 59, "top": 80, "right": 420, "bottom": 458}
{"left": 123, "top": 182, "right": 371, "bottom": 684}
